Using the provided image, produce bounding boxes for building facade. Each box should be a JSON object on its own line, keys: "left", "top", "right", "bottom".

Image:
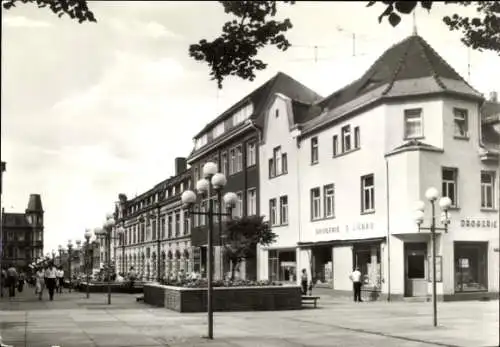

{"left": 115, "top": 158, "right": 192, "bottom": 281}
{"left": 1, "top": 194, "right": 44, "bottom": 270}
{"left": 257, "top": 34, "right": 500, "bottom": 300}
{"left": 187, "top": 72, "right": 322, "bottom": 280}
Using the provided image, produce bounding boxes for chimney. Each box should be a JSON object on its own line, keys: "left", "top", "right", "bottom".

{"left": 26, "top": 194, "right": 43, "bottom": 213}
{"left": 175, "top": 157, "right": 187, "bottom": 176}
{"left": 490, "top": 91, "right": 498, "bottom": 102}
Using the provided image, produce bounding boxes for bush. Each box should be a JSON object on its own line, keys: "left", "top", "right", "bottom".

{"left": 158, "top": 278, "right": 283, "bottom": 288}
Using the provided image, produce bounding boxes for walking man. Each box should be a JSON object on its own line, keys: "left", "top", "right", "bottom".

{"left": 6, "top": 264, "right": 18, "bottom": 299}
{"left": 45, "top": 263, "right": 57, "bottom": 301}
{"left": 56, "top": 266, "right": 64, "bottom": 294}
{"left": 350, "top": 266, "right": 363, "bottom": 302}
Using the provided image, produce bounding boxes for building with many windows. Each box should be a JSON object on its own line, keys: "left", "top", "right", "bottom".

{"left": 115, "top": 158, "right": 192, "bottom": 281}
{"left": 187, "top": 72, "right": 322, "bottom": 280}
{"left": 1, "top": 194, "right": 44, "bottom": 270}
{"left": 257, "top": 34, "right": 499, "bottom": 300}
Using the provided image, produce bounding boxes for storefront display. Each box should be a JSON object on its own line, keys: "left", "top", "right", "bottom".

{"left": 454, "top": 242, "right": 488, "bottom": 292}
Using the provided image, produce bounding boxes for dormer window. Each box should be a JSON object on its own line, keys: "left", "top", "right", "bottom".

{"left": 453, "top": 108, "right": 469, "bottom": 138}
{"left": 212, "top": 122, "right": 225, "bottom": 138}
{"left": 195, "top": 134, "right": 208, "bottom": 149}
{"left": 232, "top": 103, "right": 254, "bottom": 126}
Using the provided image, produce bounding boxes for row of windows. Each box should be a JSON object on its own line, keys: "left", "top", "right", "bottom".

{"left": 126, "top": 179, "right": 191, "bottom": 216}
{"left": 193, "top": 141, "right": 257, "bottom": 182}
{"left": 192, "top": 188, "right": 258, "bottom": 227}
{"left": 404, "top": 107, "right": 469, "bottom": 140}
{"left": 305, "top": 169, "right": 496, "bottom": 222}
{"left": 442, "top": 168, "right": 496, "bottom": 209}
{"left": 123, "top": 210, "right": 190, "bottom": 246}
{"left": 310, "top": 124, "right": 361, "bottom": 165}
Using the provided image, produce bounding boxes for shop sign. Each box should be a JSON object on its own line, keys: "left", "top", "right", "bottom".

{"left": 460, "top": 219, "right": 498, "bottom": 228}
{"left": 315, "top": 222, "right": 375, "bottom": 235}
{"left": 458, "top": 258, "right": 469, "bottom": 268}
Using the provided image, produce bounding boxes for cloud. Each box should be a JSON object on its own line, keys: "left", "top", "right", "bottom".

{"left": 108, "top": 18, "right": 180, "bottom": 40}
{"left": 2, "top": 15, "right": 52, "bottom": 28}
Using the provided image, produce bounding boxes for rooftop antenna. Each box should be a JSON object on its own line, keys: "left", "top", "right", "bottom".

{"left": 314, "top": 45, "right": 318, "bottom": 63}
{"left": 412, "top": 10, "right": 418, "bottom": 35}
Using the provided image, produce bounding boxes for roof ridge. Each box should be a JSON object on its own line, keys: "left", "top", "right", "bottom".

{"left": 382, "top": 36, "right": 414, "bottom": 95}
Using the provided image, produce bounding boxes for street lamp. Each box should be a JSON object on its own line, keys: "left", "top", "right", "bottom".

{"left": 58, "top": 245, "right": 63, "bottom": 266}
{"left": 84, "top": 228, "right": 93, "bottom": 299}
{"left": 181, "top": 161, "right": 238, "bottom": 340}
{"left": 67, "top": 240, "right": 73, "bottom": 292}
{"left": 95, "top": 214, "right": 124, "bottom": 305}
{"left": 51, "top": 249, "right": 56, "bottom": 262}
{"left": 413, "top": 187, "right": 452, "bottom": 327}
{"left": 116, "top": 225, "right": 125, "bottom": 277}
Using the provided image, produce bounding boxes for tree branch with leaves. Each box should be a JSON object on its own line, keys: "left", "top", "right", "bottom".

{"left": 2, "top": 0, "right": 96, "bottom": 23}
{"left": 222, "top": 215, "right": 277, "bottom": 281}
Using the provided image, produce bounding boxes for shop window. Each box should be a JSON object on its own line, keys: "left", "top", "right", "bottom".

{"left": 454, "top": 242, "right": 487, "bottom": 292}
{"left": 267, "top": 249, "right": 296, "bottom": 282}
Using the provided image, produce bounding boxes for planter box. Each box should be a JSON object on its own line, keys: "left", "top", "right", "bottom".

{"left": 77, "top": 283, "right": 143, "bottom": 294}
{"left": 144, "top": 284, "right": 302, "bottom": 312}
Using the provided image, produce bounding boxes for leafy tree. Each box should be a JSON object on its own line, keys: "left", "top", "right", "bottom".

{"left": 222, "top": 215, "right": 277, "bottom": 281}
{"left": 2, "top": 0, "right": 96, "bottom": 23}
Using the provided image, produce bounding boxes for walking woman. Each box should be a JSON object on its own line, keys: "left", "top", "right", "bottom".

{"left": 45, "top": 263, "right": 58, "bottom": 301}
{"left": 35, "top": 266, "right": 45, "bottom": 300}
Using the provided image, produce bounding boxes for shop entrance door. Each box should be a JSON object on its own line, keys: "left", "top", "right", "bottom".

{"left": 404, "top": 243, "right": 427, "bottom": 297}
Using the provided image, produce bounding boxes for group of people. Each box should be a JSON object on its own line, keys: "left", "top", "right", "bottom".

{"left": 1, "top": 263, "right": 65, "bottom": 301}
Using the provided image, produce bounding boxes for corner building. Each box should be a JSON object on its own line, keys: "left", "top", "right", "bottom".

{"left": 187, "top": 72, "right": 321, "bottom": 280}
{"left": 115, "top": 158, "right": 192, "bottom": 281}
{"left": 257, "top": 34, "right": 499, "bottom": 300}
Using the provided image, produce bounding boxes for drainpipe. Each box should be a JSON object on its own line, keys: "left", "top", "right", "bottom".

{"left": 385, "top": 157, "right": 392, "bottom": 302}
{"left": 294, "top": 127, "right": 303, "bottom": 285}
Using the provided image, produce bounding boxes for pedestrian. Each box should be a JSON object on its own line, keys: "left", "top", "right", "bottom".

{"left": 128, "top": 266, "right": 136, "bottom": 288}
{"left": 45, "top": 262, "right": 58, "bottom": 301}
{"left": 0, "top": 267, "right": 6, "bottom": 297}
{"left": 300, "top": 268, "right": 308, "bottom": 296}
{"left": 35, "top": 266, "right": 45, "bottom": 300}
{"left": 6, "top": 264, "right": 18, "bottom": 299}
{"left": 17, "top": 271, "right": 25, "bottom": 293}
{"left": 350, "top": 266, "right": 363, "bottom": 302}
{"left": 56, "top": 266, "right": 65, "bottom": 294}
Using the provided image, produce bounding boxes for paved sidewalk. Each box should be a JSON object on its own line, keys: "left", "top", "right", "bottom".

{"left": 1, "top": 289, "right": 498, "bottom": 347}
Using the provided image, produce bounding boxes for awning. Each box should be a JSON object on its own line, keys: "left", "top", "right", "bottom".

{"left": 297, "top": 237, "right": 386, "bottom": 248}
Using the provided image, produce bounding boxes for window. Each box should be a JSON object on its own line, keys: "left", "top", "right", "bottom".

{"left": 442, "top": 168, "right": 458, "bottom": 207}
{"left": 247, "top": 142, "right": 256, "bottom": 167}
{"left": 152, "top": 220, "right": 157, "bottom": 240}
{"left": 280, "top": 196, "right": 288, "bottom": 225}
{"left": 167, "top": 215, "right": 173, "bottom": 238}
{"left": 221, "top": 152, "right": 228, "bottom": 176}
{"left": 229, "top": 148, "right": 236, "bottom": 174}
{"left": 404, "top": 108, "right": 423, "bottom": 139}
{"left": 269, "top": 158, "right": 275, "bottom": 178}
{"left": 454, "top": 108, "right": 469, "bottom": 138}
{"left": 361, "top": 174, "right": 375, "bottom": 213}
{"left": 332, "top": 135, "right": 338, "bottom": 156}
{"left": 354, "top": 126, "right": 360, "bottom": 149}
{"left": 275, "top": 109, "right": 279, "bottom": 118}
{"left": 161, "top": 217, "right": 166, "bottom": 239}
{"left": 269, "top": 199, "right": 277, "bottom": 225}
{"left": 311, "top": 187, "right": 321, "bottom": 220}
{"left": 480, "top": 171, "right": 495, "bottom": 209}
{"left": 235, "top": 146, "right": 243, "bottom": 173}
{"left": 175, "top": 211, "right": 181, "bottom": 237}
{"left": 454, "top": 242, "right": 487, "bottom": 292}
{"left": 282, "top": 153, "right": 288, "bottom": 174}
{"left": 324, "top": 184, "right": 335, "bottom": 218}
{"left": 341, "top": 125, "right": 351, "bottom": 152}
{"left": 212, "top": 122, "right": 225, "bottom": 138}
{"left": 274, "top": 147, "right": 282, "bottom": 176}
{"left": 183, "top": 211, "right": 190, "bottom": 235}
{"left": 247, "top": 188, "right": 257, "bottom": 216}
{"left": 311, "top": 137, "right": 319, "bottom": 164}
{"left": 234, "top": 192, "right": 243, "bottom": 217}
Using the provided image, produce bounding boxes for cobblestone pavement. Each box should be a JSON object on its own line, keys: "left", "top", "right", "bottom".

{"left": 0, "top": 288, "right": 498, "bottom": 347}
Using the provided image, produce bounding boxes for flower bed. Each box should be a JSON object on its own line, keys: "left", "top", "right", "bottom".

{"left": 76, "top": 282, "right": 143, "bottom": 294}
{"left": 144, "top": 281, "right": 302, "bottom": 312}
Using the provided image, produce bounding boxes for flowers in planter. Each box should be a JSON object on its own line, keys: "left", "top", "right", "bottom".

{"left": 159, "top": 278, "right": 283, "bottom": 288}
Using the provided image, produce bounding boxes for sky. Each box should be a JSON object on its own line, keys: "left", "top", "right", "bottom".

{"left": 2, "top": 1, "right": 499, "bottom": 255}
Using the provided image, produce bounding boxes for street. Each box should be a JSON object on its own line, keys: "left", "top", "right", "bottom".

{"left": 0, "top": 289, "right": 498, "bottom": 347}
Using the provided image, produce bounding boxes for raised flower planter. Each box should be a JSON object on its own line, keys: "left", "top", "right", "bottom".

{"left": 77, "top": 282, "right": 144, "bottom": 294}
{"left": 144, "top": 282, "right": 302, "bottom": 312}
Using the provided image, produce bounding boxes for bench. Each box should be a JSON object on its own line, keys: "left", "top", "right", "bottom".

{"left": 301, "top": 296, "right": 320, "bottom": 308}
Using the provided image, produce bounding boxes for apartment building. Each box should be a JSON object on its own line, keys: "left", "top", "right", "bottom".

{"left": 115, "top": 158, "right": 192, "bottom": 281}
{"left": 258, "top": 34, "right": 499, "bottom": 300}
{"left": 187, "top": 72, "right": 322, "bottom": 280}
{"left": 1, "top": 194, "right": 44, "bottom": 270}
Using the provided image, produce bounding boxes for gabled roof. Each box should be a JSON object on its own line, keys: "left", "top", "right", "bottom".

{"left": 302, "top": 34, "right": 483, "bottom": 136}
{"left": 193, "top": 72, "right": 322, "bottom": 139}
